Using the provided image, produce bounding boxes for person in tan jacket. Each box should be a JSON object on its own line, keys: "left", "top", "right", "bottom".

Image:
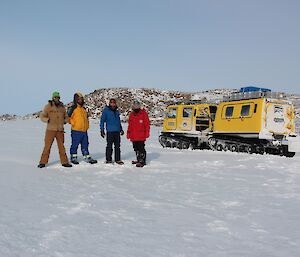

{"left": 38, "top": 92, "right": 72, "bottom": 168}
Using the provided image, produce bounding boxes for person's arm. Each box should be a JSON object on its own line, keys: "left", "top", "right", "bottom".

{"left": 144, "top": 111, "right": 150, "bottom": 139}
{"left": 40, "top": 105, "right": 49, "bottom": 123}
{"left": 100, "top": 109, "right": 106, "bottom": 132}
{"left": 63, "top": 106, "right": 69, "bottom": 124}
{"left": 126, "top": 112, "right": 132, "bottom": 139}
{"left": 119, "top": 111, "right": 124, "bottom": 134}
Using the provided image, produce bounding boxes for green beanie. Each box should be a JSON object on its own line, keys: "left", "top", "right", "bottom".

{"left": 52, "top": 91, "right": 60, "bottom": 98}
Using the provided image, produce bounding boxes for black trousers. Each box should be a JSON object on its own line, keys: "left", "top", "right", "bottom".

{"left": 106, "top": 132, "right": 121, "bottom": 161}
{"left": 133, "top": 141, "right": 146, "bottom": 165}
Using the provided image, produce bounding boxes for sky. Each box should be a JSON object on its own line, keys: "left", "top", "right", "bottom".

{"left": 0, "top": 0, "right": 300, "bottom": 115}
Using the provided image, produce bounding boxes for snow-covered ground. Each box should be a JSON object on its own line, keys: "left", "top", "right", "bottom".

{"left": 1, "top": 119, "right": 300, "bottom": 257}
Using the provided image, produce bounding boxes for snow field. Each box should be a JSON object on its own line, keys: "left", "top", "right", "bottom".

{"left": 0, "top": 119, "right": 300, "bottom": 257}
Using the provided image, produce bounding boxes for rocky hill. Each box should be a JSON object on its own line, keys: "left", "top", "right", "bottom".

{"left": 76, "top": 88, "right": 193, "bottom": 125}
{"left": 24, "top": 88, "right": 236, "bottom": 124}
{"left": 0, "top": 114, "right": 19, "bottom": 121}
{"left": 22, "top": 87, "right": 300, "bottom": 132}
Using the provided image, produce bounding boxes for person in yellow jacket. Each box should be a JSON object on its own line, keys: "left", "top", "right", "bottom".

{"left": 68, "top": 92, "right": 97, "bottom": 164}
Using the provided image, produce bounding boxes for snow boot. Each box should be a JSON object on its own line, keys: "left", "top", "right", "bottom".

{"left": 62, "top": 163, "right": 72, "bottom": 168}
{"left": 136, "top": 151, "right": 146, "bottom": 167}
{"left": 84, "top": 155, "right": 98, "bottom": 164}
{"left": 105, "top": 160, "right": 113, "bottom": 164}
{"left": 132, "top": 150, "right": 138, "bottom": 164}
{"left": 71, "top": 154, "right": 79, "bottom": 165}
{"left": 116, "top": 160, "right": 124, "bottom": 165}
{"left": 38, "top": 163, "right": 46, "bottom": 168}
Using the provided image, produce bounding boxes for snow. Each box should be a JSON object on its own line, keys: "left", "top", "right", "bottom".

{"left": 1, "top": 119, "right": 300, "bottom": 257}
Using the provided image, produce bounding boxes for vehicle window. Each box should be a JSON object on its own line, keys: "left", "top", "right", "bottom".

{"left": 199, "top": 107, "right": 209, "bottom": 116}
{"left": 225, "top": 106, "right": 234, "bottom": 117}
{"left": 183, "top": 108, "right": 193, "bottom": 118}
{"left": 209, "top": 106, "right": 217, "bottom": 114}
{"left": 274, "top": 105, "right": 283, "bottom": 114}
{"left": 167, "top": 108, "right": 177, "bottom": 118}
{"left": 241, "top": 105, "right": 250, "bottom": 116}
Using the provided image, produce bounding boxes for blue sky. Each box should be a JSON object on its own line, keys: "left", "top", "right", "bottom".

{"left": 0, "top": 0, "right": 299, "bottom": 115}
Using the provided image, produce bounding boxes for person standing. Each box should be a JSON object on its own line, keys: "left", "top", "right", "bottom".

{"left": 68, "top": 92, "right": 97, "bottom": 165}
{"left": 100, "top": 98, "right": 124, "bottom": 164}
{"left": 127, "top": 100, "right": 150, "bottom": 167}
{"left": 38, "top": 92, "right": 72, "bottom": 168}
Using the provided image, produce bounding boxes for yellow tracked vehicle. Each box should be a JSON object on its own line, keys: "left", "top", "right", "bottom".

{"left": 159, "top": 87, "right": 300, "bottom": 157}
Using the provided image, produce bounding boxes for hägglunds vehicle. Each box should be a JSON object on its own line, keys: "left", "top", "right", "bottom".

{"left": 159, "top": 87, "right": 300, "bottom": 157}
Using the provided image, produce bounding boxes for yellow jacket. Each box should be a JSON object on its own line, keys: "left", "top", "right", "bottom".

{"left": 69, "top": 105, "right": 89, "bottom": 132}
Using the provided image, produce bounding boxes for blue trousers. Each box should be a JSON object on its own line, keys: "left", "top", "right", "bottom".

{"left": 70, "top": 130, "right": 89, "bottom": 156}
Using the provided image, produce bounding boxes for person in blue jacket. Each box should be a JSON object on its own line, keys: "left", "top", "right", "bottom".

{"left": 100, "top": 98, "right": 124, "bottom": 164}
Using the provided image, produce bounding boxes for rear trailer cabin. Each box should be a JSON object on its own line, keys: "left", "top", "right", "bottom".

{"left": 209, "top": 88, "right": 300, "bottom": 157}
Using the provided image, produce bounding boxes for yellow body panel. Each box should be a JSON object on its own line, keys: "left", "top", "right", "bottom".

{"left": 213, "top": 98, "right": 295, "bottom": 135}
{"left": 214, "top": 98, "right": 264, "bottom": 133}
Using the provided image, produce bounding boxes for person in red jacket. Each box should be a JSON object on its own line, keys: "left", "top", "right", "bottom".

{"left": 127, "top": 100, "right": 150, "bottom": 167}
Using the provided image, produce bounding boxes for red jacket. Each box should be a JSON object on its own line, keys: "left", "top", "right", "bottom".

{"left": 127, "top": 109, "right": 150, "bottom": 141}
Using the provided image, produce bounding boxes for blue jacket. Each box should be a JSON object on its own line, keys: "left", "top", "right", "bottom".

{"left": 100, "top": 106, "right": 123, "bottom": 132}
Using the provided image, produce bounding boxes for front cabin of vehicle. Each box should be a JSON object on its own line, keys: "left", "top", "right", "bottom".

{"left": 163, "top": 103, "right": 217, "bottom": 134}
{"left": 160, "top": 103, "right": 217, "bottom": 149}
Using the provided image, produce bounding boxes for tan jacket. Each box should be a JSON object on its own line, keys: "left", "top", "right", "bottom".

{"left": 40, "top": 101, "right": 69, "bottom": 131}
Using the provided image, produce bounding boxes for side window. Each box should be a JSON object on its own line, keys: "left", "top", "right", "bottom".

{"left": 183, "top": 108, "right": 193, "bottom": 118}
{"left": 225, "top": 106, "right": 234, "bottom": 118}
{"left": 274, "top": 105, "right": 283, "bottom": 115}
{"left": 167, "top": 108, "right": 177, "bottom": 118}
{"left": 241, "top": 105, "right": 250, "bottom": 116}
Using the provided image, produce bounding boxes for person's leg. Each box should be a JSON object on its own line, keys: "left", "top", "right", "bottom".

{"left": 114, "top": 132, "right": 121, "bottom": 162}
{"left": 132, "top": 141, "right": 138, "bottom": 164}
{"left": 81, "top": 132, "right": 90, "bottom": 157}
{"left": 55, "top": 131, "right": 69, "bottom": 164}
{"left": 70, "top": 130, "right": 81, "bottom": 163}
{"left": 39, "top": 130, "right": 56, "bottom": 164}
{"left": 80, "top": 132, "right": 97, "bottom": 163}
{"left": 106, "top": 132, "right": 113, "bottom": 162}
{"left": 140, "top": 141, "right": 146, "bottom": 165}
{"left": 136, "top": 141, "right": 146, "bottom": 165}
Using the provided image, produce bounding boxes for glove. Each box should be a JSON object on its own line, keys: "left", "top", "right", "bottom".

{"left": 100, "top": 130, "right": 105, "bottom": 138}
{"left": 120, "top": 130, "right": 124, "bottom": 136}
